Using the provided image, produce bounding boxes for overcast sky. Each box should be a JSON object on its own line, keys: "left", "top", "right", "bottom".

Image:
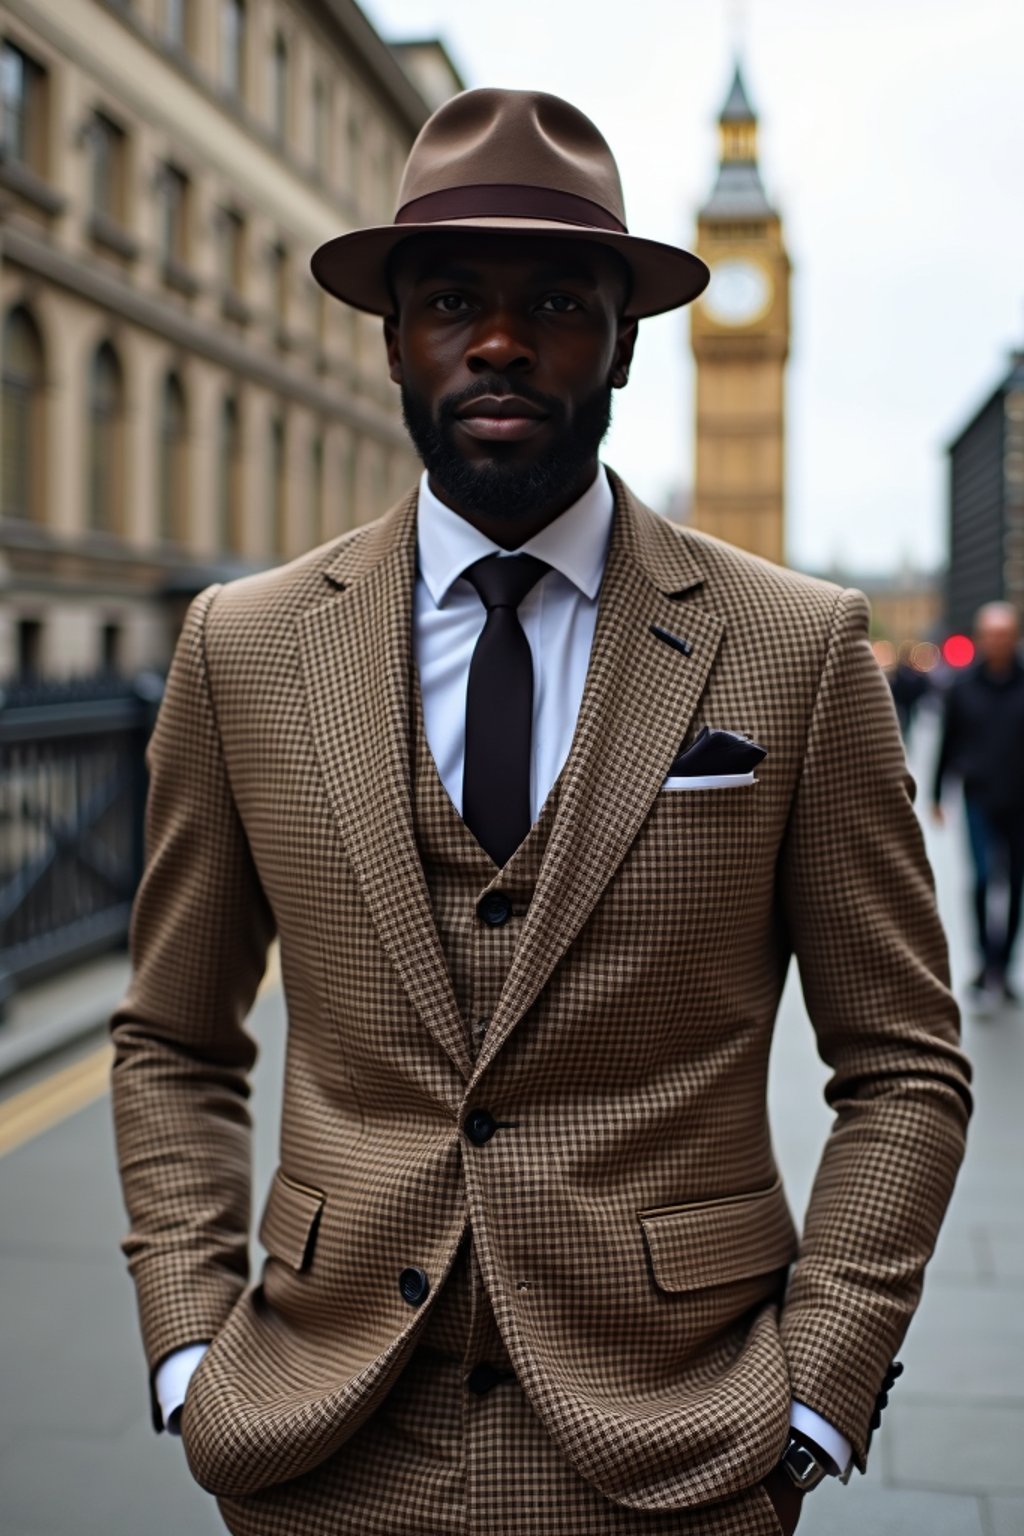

{"left": 362, "top": 0, "right": 1022, "bottom": 575}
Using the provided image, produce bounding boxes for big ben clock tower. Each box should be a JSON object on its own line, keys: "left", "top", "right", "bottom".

{"left": 690, "top": 62, "right": 790, "bottom": 565}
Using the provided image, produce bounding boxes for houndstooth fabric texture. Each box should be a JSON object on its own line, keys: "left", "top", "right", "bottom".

{"left": 111, "top": 470, "right": 971, "bottom": 1520}
{"left": 213, "top": 1250, "right": 782, "bottom": 1536}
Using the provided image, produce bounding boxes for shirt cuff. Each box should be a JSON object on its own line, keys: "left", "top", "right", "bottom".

{"left": 789, "top": 1400, "right": 853, "bottom": 1476}
{"left": 155, "top": 1343, "right": 209, "bottom": 1434}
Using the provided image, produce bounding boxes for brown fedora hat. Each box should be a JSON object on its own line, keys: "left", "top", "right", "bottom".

{"left": 310, "top": 88, "right": 709, "bottom": 319}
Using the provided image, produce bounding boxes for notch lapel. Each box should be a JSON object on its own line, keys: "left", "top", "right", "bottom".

{"left": 298, "top": 494, "right": 471, "bottom": 1082}
{"left": 471, "top": 480, "right": 725, "bottom": 1083}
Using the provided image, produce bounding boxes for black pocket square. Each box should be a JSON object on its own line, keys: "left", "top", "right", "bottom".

{"left": 667, "top": 726, "right": 767, "bottom": 778}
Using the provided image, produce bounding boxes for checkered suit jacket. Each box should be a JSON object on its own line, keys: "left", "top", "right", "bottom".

{"left": 111, "top": 472, "right": 971, "bottom": 1513}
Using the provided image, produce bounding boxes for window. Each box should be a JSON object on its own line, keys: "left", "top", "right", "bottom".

{"left": 100, "top": 621, "right": 122, "bottom": 673}
{"left": 158, "top": 371, "right": 187, "bottom": 543}
{"left": 221, "top": 207, "right": 245, "bottom": 291}
{"left": 90, "top": 112, "right": 127, "bottom": 224}
{"left": 312, "top": 75, "right": 329, "bottom": 178}
{"left": 271, "top": 242, "right": 289, "bottom": 341}
{"left": 221, "top": 0, "right": 246, "bottom": 97}
{"left": 2, "top": 305, "right": 45, "bottom": 522}
{"left": 159, "top": 163, "right": 190, "bottom": 267}
{"left": 310, "top": 432, "right": 323, "bottom": 542}
{"left": 217, "top": 394, "right": 241, "bottom": 551}
{"left": 87, "top": 341, "right": 124, "bottom": 534}
{"left": 1, "top": 39, "right": 47, "bottom": 173}
{"left": 164, "top": 0, "right": 189, "bottom": 50}
{"left": 16, "top": 618, "right": 42, "bottom": 679}
{"left": 270, "top": 32, "right": 288, "bottom": 141}
{"left": 346, "top": 103, "right": 361, "bottom": 197}
{"left": 314, "top": 285, "right": 328, "bottom": 370}
{"left": 269, "top": 414, "right": 286, "bottom": 555}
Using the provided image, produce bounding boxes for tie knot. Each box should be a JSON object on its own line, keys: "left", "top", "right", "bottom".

{"left": 462, "top": 553, "right": 550, "bottom": 613}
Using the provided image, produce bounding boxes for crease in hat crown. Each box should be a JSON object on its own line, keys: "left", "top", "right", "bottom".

{"left": 394, "top": 89, "right": 628, "bottom": 230}
{"left": 310, "top": 85, "right": 710, "bottom": 320}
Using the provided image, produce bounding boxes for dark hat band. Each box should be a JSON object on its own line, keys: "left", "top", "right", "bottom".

{"left": 394, "top": 183, "right": 627, "bottom": 234}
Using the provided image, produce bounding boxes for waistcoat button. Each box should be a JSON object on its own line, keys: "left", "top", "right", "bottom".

{"left": 398, "top": 1266, "right": 430, "bottom": 1306}
{"left": 477, "top": 890, "right": 512, "bottom": 926}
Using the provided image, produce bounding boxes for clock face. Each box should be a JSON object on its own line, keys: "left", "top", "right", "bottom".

{"left": 702, "top": 259, "right": 772, "bottom": 327}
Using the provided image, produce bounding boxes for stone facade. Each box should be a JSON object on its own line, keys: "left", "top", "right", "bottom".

{"left": 0, "top": 0, "right": 460, "bottom": 679}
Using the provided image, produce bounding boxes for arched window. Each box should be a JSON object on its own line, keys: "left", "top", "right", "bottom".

{"left": 158, "top": 370, "right": 187, "bottom": 543}
{"left": 312, "top": 75, "right": 329, "bottom": 179}
{"left": 221, "top": 0, "right": 246, "bottom": 97}
{"left": 269, "top": 413, "right": 286, "bottom": 556}
{"left": 2, "top": 305, "right": 45, "bottom": 522}
{"left": 218, "top": 394, "right": 241, "bottom": 552}
{"left": 87, "top": 340, "right": 124, "bottom": 534}
{"left": 164, "top": 0, "right": 190, "bottom": 52}
{"left": 270, "top": 32, "right": 288, "bottom": 141}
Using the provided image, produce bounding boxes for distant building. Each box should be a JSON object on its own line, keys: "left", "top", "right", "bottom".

{"left": 690, "top": 60, "right": 791, "bottom": 567}
{"left": 945, "top": 350, "right": 1024, "bottom": 636}
{"left": 390, "top": 40, "right": 464, "bottom": 113}
{"left": 0, "top": 0, "right": 462, "bottom": 681}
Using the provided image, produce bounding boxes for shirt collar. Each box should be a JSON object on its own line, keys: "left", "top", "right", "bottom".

{"left": 415, "top": 465, "right": 614, "bottom": 609}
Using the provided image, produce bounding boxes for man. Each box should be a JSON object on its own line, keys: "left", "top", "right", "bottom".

{"left": 112, "top": 90, "right": 971, "bottom": 1536}
{"left": 932, "top": 601, "right": 1024, "bottom": 1006}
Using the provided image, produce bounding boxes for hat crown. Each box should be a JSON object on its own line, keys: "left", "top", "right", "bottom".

{"left": 396, "top": 88, "right": 628, "bottom": 229}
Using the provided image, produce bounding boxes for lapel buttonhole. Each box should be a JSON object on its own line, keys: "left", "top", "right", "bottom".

{"left": 649, "top": 623, "right": 693, "bottom": 658}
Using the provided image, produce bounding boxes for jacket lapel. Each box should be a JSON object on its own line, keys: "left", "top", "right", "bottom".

{"left": 298, "top": 492, "right": 472, "bottom": 1082}
{"left": 471, "top": 476, "right": 725, "bottom": 1083}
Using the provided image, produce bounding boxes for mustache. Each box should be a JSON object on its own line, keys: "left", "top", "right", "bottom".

{"left": 437, "top": 377, "right": 564, "bottom": 426}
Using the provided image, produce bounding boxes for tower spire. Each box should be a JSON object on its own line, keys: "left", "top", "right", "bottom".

{"left": 721, "top": 60, "right": 756, "bottom": 128}
{"left": 701, "top": 55, "right": 772, "bottom": 218}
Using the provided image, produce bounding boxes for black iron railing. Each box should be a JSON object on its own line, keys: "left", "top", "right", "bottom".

{"left": 0, "top": 673, "right": 163, "bottom": 1014}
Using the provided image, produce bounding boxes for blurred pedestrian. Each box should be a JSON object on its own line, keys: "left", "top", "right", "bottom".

{"left": 888, "top": 641, "right": 930, "bottom": 740}
{"left": 932, "top": 602, "right": 1024, "bottom": 1006}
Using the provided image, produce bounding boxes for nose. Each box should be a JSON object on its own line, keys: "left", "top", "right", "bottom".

{"left": 465, "top": 309, "right": 536, "bottom": 374}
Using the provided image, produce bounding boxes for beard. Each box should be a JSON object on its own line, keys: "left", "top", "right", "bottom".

{"left": 400, "top": 375, "right": 613, "bottom": 521}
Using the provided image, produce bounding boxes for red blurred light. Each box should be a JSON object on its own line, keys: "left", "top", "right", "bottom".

{"left": 942, "top": 634, "right": 975, "bottom": 668}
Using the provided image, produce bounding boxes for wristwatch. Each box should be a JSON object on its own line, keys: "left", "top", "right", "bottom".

{"left": 779, "top": 1433, "right": 834, "bottom": 1493}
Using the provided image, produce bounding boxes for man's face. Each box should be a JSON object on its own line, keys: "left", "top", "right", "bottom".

{"left": 975, "top": 606, "right": 1020, "bottom": 670}
{"left": 384, "top": 233, "right": 637, "bottom": 522}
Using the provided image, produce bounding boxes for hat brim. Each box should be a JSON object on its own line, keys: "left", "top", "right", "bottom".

{"left": 310, "top": 217, "right": 710, "bottom": 320}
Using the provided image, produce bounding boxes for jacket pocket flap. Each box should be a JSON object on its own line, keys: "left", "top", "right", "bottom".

{"left": 640, "top": 1179, "right": 797, "bottom": 1293}
{"left": 258, "top": 1168, "right": 325, "bottom": 1272}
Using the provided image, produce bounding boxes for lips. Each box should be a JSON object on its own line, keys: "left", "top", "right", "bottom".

{"left": 454, "top": 394, "right": 549, "bottom": 443}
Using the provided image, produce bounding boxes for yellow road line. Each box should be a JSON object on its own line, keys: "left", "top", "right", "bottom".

{"left": 0, "top": 1044, "right": 113, "bottom": 1158}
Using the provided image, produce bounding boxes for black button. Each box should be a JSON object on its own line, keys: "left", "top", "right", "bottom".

{"left": 464, "top": 1108, "right": 498, "bottom": 1145}
{"left": 477, "top": 890, "right": 512, "bottom": 926}
{"left": 398, "top": 1266, "right": 430, "bottom": 1306}
{"left": 466, "top": 1363, "right": 513, "bottom": 1395}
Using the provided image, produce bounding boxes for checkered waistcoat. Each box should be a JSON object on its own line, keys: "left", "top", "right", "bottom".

{"left": 111, "top": 473, "right": 971, "bottom": 1513}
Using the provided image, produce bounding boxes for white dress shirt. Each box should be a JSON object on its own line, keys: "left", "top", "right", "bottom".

{"left": 155, "top": 464, "right": 851, "bottom": 1476}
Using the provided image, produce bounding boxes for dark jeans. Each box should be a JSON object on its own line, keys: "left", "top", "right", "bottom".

{"left": 964, "top": 795, "right": 1024, "bottom": 976}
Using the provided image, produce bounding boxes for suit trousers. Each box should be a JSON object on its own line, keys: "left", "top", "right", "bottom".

{"left": 213, "top": 1241, "right": 783, "bottom": 1536}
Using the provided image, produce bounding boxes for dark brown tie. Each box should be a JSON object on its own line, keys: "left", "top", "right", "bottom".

{"left": 462, "top": 553, "right": 550, "bottom": 867}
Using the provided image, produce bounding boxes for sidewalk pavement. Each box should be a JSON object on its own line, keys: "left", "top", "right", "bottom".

{"left": 0, "top": 709, "right": 1021, "bottom": 1534}
{"left": 0, "top": 952, "right": 130, "bottom": 1084}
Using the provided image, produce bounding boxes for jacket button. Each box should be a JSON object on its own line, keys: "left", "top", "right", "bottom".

{"left": 477, "top": 890, "right": 512, "bottom": 926}
{"left": 398, "top": 1266, "right": 430, "bottom": 1306}
{"left": 464, "top": 1108, "right": 498, "bottom": 1145}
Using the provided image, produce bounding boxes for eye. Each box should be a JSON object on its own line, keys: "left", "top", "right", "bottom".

{"left": 538, "top": 293, "right": 582, "bottom": 313}
{"left": 430, "top": 293, "right": 470, "bottom": 314}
